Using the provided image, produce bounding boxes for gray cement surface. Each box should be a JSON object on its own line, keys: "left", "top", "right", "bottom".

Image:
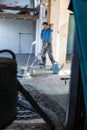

{"left": 5, "top": 119, "right": 50, "bottom": 130}
{"left": 18, "top": 62, "right": 71, "bottom": 124}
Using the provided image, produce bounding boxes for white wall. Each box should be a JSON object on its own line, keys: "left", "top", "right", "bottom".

{"left": 0, "top": 18, "right": 36, "bottom": 53}
{"left": 50, "top": 0, "right": 70, "bottom": 64}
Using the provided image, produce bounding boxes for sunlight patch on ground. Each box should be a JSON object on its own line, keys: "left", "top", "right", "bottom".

{"left": 59, "top": 69, "right": 71, "bottom": 76}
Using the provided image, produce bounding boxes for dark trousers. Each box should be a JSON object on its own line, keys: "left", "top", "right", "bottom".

{"left": 41, "top": 43, "right": 55, "bottom": 67}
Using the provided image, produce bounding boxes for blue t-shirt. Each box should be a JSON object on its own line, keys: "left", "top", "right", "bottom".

{"left": 41, "top": 28, "right": 53, "bottom": 43}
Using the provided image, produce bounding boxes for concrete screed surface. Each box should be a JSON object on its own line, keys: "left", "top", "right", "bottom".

{"left": 20, "top": 63, "right": 70, "bottom": 123}
{"left": 5, "top": 62, "right": 70, "bottom": 130}
{"left": 5, "top": 119, "right": 50, "bottom": 130}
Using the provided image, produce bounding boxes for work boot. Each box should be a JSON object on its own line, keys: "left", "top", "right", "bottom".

{"left": 39, "top": 62, "right": 46, "bottom": 69}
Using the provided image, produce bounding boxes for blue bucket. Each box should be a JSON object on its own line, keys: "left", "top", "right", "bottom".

{"left": 52, "top": 62, "right": 59, "bottom": 74}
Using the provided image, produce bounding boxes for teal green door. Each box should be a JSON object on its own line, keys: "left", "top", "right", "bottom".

{"left": 72, "top": 0, "right": 87, "bottom": 119}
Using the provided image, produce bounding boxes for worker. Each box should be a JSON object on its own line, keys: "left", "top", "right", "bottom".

{"left": 40, "top": 22, "right": 55, "bottom": 68}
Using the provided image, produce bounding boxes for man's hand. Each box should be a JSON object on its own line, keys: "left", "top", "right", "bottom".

{"left": 49, "top": 23, "right": 54, "bottom": 30}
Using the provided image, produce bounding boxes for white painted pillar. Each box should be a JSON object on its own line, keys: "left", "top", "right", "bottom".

{"left": 35, "top": 19, "right": 42, "bottom": 59}
{"left": 35, "top": 5, "right": 47, "bottom": 60}
{"left": 34, "top": 0, "right": 40, "bottom": 8}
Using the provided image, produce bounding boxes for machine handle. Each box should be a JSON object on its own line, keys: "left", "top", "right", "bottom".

{"left": 0, "top": 50, "right": 16, "bottom": 60}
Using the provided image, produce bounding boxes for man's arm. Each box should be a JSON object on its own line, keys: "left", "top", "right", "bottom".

{"left": 49, "top": 23, "right": 54, "bottom": 30}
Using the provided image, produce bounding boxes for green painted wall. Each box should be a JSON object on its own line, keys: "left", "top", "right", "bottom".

{"left": 67, "top": 14, "right": 75, "bottom": 54}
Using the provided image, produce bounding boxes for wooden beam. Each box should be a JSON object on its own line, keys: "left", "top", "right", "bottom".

{"left": 0, "top": 4, "right": 39, "bottom": 12}
{"left": 47, "top": 0, "right": 51, "bottom": 23}
{"left": 0, "top": 13, "right": 39, "bottom": 20}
